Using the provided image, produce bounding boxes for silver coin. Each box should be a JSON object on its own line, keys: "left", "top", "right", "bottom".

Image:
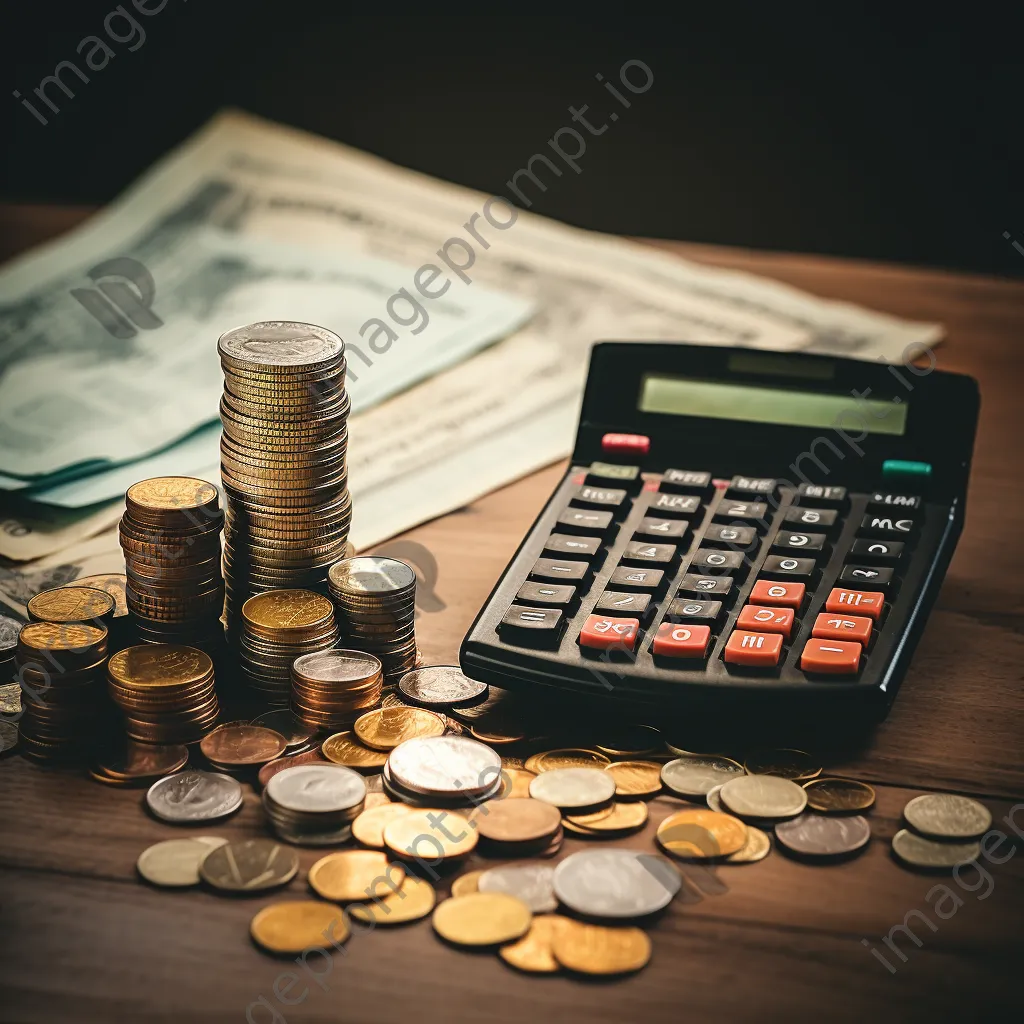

{"left": 529, "top": 767, "right": 616, "bottom": 810}
{"left": 250, "top": 709, "right": 314, "bottom": 748}
{"left": 387, "top": 735, "right": 501, "bottom": 798}
{"left": 553, "top": 849, "right": 682, "bottom": 918}
{"left": 891, "top": 828, "right": 982, "bottom": 868}
{"left": 479, "top": 864, "right": 557, "bottom": 913}
{"left": 146, "top": 770, "right": 244, "bottom": 823}
{"left": 719, "top": 774, "right": 808, "bottom": 820}
{"left": 660, "top": 755, "right": 745, "bottom": 798}
{"left": 382, "top": 762, "right": 503, "bottom": 807}
{"left": 218, "top": 321, "right": 344, "bottom": 368}
{"left": 136, "top": 837, "right": 228, "bottom": 887}
{"left": 328, "top": 556, "right": 416, "bottom": 595}
{"left": 398, "top": 666, "right": 488, "bottom": 707}
{"left": 706, "top": 785, "right": 724, "bottom": 813}
{"left": 264, "top": 763, "right": 366, "bottom": 814}
{"left": 292, "top": 648, "right": 382, "bottom": 684}
{"left": 903, "top": 794, "right": 992, "bottom": 840}
{"left": 775, "top": 813, "right": 871, "bottom": 856}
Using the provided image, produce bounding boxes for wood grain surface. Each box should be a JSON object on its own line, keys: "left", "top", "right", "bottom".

{"left": 1, "top": 205, "right": 1022, "bottom": 1024}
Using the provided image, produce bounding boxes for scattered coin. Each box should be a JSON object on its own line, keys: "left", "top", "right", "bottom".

{"left": 250, "top": 900, "right": 347, "bottom": 955}
{"left": 308, "top": 850, "right": 405, "bottom": 902}
{"left": 451, "top": 870, "right": 486, "bottom": 897}
{"left": 250, "top": 708, "right": 315, "bottom": 749}
{"left": 552, "top": 922, "right": 651, "bottom": 975}
{"left": 136, "top": 837, "right": 228, "bottom": 887}
{"left": 903, "top": 793, "right": 992, "bottom": 840}
{"left": 891, "top": 828, "right": 982, "bottom": 869}
{"left": 479, "top": 864, "right": 557, "bottom": 913}
{"left": 468, "top": 720, "right": 526, "bottom": 745}
{"left": 525, "top": 748, "right": 611, "bottom": 773}
{"left": 743, "top": 748, "right": 821, "bottom": 780}
{"left": 528, "top": 767, "right": 616, "bottom": 810}
{"left": 594, "top": 724, "right": 663, "bottom": 758}
{"left": 552, "top": 849, "right": 681, "bottom": 918}
{"left": 497, "top": 768, "right": 537, "bottom": 799}
{"left": 321, "top": 731, "right": 388, "bottom": 769}
{"left": 603, "top": 760, "right": 663, "bottom": 798}
{"left": 354, "top": 706, "right": 446, "bottom": 751}
{"left": 564, "top": 801, "right": 649, "bottom": 835}
{"left": 660, "top": 755, "right": 745, "bottom": 798}
{"left": 719, "top": 774, "right": 808, "bottom": 820}
{"left": 386, "top": 735, "right": 501, "bottom": 799}
{"left": 258, "top": 748, "right": 330, "bottom": 788}
{"left": 348, "top": 875, "right": 436, "bottom": 925}
{"left": 146, "top": 770, "right": 244, "bottom": 824}
{"left": 775, "top": 813, "right": 871, "bottom": 857}
{"left": 727, "top": 827, "right": 772, "bottom": 863}
{"left": 199, "top": 838, "right": 299, "bottom": 892}
{"left": 383, "top": 809, "right": 477, "bottom": 860}
{"left": 432, "top": 892, "right": 532, "bottom": 946}
{"left": 803, "top": 777, "right": 876, "bottom": 813}
{"left": 657, "top": 809, "right": 748, "bottom": 858}
{"left": 93, "top": 740, "right": 190, "bottom": 784}
{"left": 200, "top": 723, "right": 287, "bottom": 767}
{"left": 499, "top": 914, "right": 575, "bottom": 973}
{"left": 469, "top": 798, "right": 562, "bottom": 844}
{"left": 351, "top": 802, "right": 416, "bottom": 848}
{"left": 398, "top": 665, "right": 488, "bottom": 706}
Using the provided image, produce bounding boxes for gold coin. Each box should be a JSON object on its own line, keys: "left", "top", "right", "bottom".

{"left": 499, "top": 914, "right": 575, "bottom": 973}
{"left": 803, "top": 777, "right": 876, "bottom": 813}
{"left": 353, "top": 706, "right": 445, "bottom": 751}
{"left": 127, "top": 476, "right": 219, "bottom": 513}
{"left": 525, "top": 748, "right": 611, "bottom": 773}
{"left": 136, "top": 837, "right": 227, "bottom": 886}
{"left": 603, "top": 760, "right": 663, "bottom": 797}
{"left": 242, "top": 590, "right": 335, "bottom": 631}
{"left": 451, "top": 870, "right": 485, "bottom": 897}
{"left": 250, "top": 900, "right": 347, "bottom": 955}
{"left": 727, "top": 827, "right": 772, "bottom": 863}
{"left": 108, "top": 645, "right": 212, "bottom": 688}
{"left": 383, "top": 809, "right": 477, "bottom": 860}
{"left": 62, "top": 574, "right": 129, "bottom": 616}
{"left": 743, "top": 748, "right": 821, "bottom": 781}
{"left": 320, "top": 731, "right": 388, "bottom": 768}
{"left": 468, "top": 722, "right": 525, "bottom": 745}
{"left": 351, "top": 803, "right": 416, "bottom": 848}
{"left": 594, "top": 724, "right": 663, "bottom": 757}
{"left": 348, "top": 875, "right": 436, "bottom": 925}
{"left": 432, "top": 892, "right": 532, "bottom": 946}
{"left": 469, "top": 798, "right": 562, "bottom": 843}
{"left": 657, "top": 808, "right": 748, "bottom": 858}
{"left": 565, "top": 801, "right": 649, "bottom": 834}
{"left": 28, "top": 587, "right": 115, "bottom": 624}
{"left": 497, "top": 767, "right": 537, "bottom": 799}
{"left": 18, "top": 621, "right": 106, "bottom": 653}
{"left": 308, "top": 850, "right": 404, "bottom": 902}
{"left": 552, "top": 922, "right": 651, "bottom": 975}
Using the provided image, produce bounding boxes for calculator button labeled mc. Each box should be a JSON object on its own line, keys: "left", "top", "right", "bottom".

{"left": 859, "top": 514, "right": 915, "bottom": 539}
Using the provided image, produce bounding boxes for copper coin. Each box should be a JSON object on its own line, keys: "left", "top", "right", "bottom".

{"left": 94, "top": 740, "right": 189, "bottom": 780}
{"left": 200, "top": 724, "right": 287, "bottom": 766}
{"left": 469, "top": 798, "right": 562, "bottom": 843}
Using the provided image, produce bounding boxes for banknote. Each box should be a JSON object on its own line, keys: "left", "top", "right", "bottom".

{"left": 0, "top": 496, "right": 124, "bottom": 561}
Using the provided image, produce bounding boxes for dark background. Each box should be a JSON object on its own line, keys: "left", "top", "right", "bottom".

{"left": 1, "top": 1, "right": 1022, "bottom": 276}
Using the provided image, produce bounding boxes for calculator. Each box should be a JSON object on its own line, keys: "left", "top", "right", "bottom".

{"left": 460, "top": 342, "right": 979, "bottom": 720}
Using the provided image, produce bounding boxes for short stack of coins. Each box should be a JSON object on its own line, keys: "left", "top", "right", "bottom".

{"left": 327, "top": 556, "right": 417, "bottom": 685}
{"left": 239, "top": 590, "right": 339, "bottom": 701}
{"left": 218, "top": 322, "right": 353, "bottom": 637}
{"left": 58, "top": 574, "right": 135, "bottom": 652}
{"left": 119, "top": 477, "right": 225, "bottom": 654}
{"left": 290, "top": 649, "right": 384, "bottom": 732}
{"left": 107, "top": 644, "right": 219, "bottom": 744}
{"left": 262, "top": 763, "right": 367, "bottom": 845}
{"left": 15, "top": 622, "right": 109, "bottom": 764}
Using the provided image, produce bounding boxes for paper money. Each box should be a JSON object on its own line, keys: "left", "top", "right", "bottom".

{"left": 0, "top": 498, "right": 123, "bottom": 561}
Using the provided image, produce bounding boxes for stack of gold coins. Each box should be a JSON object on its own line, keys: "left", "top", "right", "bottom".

{"left": 290, "top": 649, "right": 384, "bottom": 732}
{"left": 217, "top": 322, "right": 353, "bottom": 637}
{"left": 107, "top": 645, "right": 219, "bottom": 744}
{"left": 119, "top": 477, "right": 225, "bottom": 653}
{"left": 327, "top": 556, "right": 417, "bottom": 685}
{"left": 15, "top": 622, "right": 109, "bottom": 764}
{"left": 239, "top": 590, "right": 339, "bottom": 701}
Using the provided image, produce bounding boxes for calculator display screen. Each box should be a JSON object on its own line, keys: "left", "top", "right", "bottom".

{"left": 638, "top": 375, "right": 908, "bottom": 435}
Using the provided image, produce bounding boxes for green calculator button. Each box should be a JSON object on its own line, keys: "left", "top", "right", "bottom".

{"left": 882, "top": 459, "right": 932, "bottom": 478}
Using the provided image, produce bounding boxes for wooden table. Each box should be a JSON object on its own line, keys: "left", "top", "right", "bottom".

{"left": 2, "top": 207, "right": 1022, "bottom": 1023}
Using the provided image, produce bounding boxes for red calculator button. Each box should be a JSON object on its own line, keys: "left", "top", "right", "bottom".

{"left": 801, "top": 638, "right": 862, "bottom": 674}
{"left": 724, "top": 630, "right": 783, "bottom": 667}
{"left": 652, "top": 623, "right": 711, "bottom": 658}
{"left": 579, "top": 614, "right": 639, "bottom": 651}
{"left": 824, "top": 588, "right": 884, "bottom": 620}
{"left": 736, "top": 604, "right": 795, "bottom": 639}
{"left": 811, "top": 612, "right": 873, "bottom": 646}
{"left": 601, "top": 433, "right": 650, "bottom": 455}
{"left": 749, "top": 580, "right": 805, "bottom": 608}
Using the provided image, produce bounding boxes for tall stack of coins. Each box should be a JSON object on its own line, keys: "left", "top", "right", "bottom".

{"left": 290, "top": 649, "right": 384, "bottom": 732}
{"left": 119, "top": 477, "right": 225, "bottom": 653}
{"left": 218, "top": 322, "right": 353, "bottom": 636}
{"left": 328, "top": 557, "right": 417, "bottom": 685}
{"left": 16, "top": 622, "right": 109, "bottom": 764}
{"left": 239, "top": 590, "right": 338, "bottom": 700}
{"left": 107, "top": 644, "right": 219, "bottom": 744}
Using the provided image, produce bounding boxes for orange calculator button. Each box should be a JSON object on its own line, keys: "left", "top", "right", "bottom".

{"left": 800, "top": 637, "right": 862, "bottom": 674}
{"left": 811, "top": 612, "right": 873, "bottom": 646}
{"left": 652, "top": 622, "right": 711, "bottom": 658}
{"left": 724, "top": 630, "right": 783, "bottom": 667}
{"left": 736, "top": 604, "right": 795, "bottom": 639}
{"left": 579, "top": 614, "right": 639, "bottom": 651}
{"left": 749, "top": 580, "right": 805, "bottom": 609}
{"left": 824, "top": 588, "right": 884, "bottom": 621}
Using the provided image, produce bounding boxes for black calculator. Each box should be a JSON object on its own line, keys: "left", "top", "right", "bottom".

{"left": 460, "top": 342, "right": 979, "bottom": 720}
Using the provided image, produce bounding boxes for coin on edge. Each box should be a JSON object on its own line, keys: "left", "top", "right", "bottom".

{"left": 308, "top": 850, "right": 404, "bottom": 902}
{"left": 903, "top": 793, "right": 992, "bottom": 840}
{"left": 432, "top": 892, "right": 532, "bottom": 946}
{"left": 499, "top": 914, "right": 575, "bottom": 973}
{"left": 891, "top": 828, "right": 982, "bottom": 869}
{"left": 251, "top": 901, "right": 347, "bottom": 955}
{"left": 348, "top": 875, "right": 436, "bottom": 925}
{"left": 136, "top": 837, "right": 228, "bottom": 887}
{"left": 803, "top": 777, "right": 876, "bottom": 813}
{"left": 552, "top": 922, "right": 652, "bottom": 975}
{"left": 199, "top": 838, "right": 299, "bottom": 892}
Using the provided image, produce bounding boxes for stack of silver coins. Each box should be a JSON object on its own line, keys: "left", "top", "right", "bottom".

{"left": 262, "top": 762, "right": 366, "bottom": 845}
{"left": 218, "top": 322, "right": 353, "bottom": 637}
{"left": 383, "top": 734, "right": 503, "bottom": 807}
{"left": 327, "top": 556, "right": 417, "bottom": 686}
